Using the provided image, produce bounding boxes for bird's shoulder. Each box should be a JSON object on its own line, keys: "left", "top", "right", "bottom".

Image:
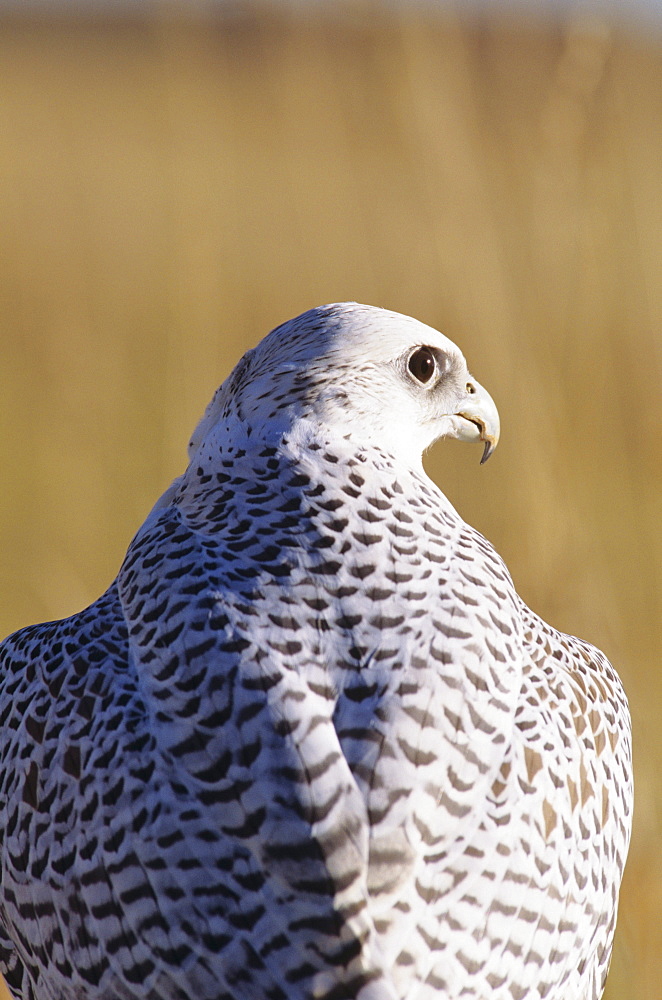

{"left": 0, "top": 582, "right": 134, "bottom": 713}
{"left": 513, "top": 599, "right": 633, "bottom": 898}
{"left": 518, "top": 598, "right": 631, "bottom": 766}
{"left": 0, "top": 583, "right": 149, "bottom": 834}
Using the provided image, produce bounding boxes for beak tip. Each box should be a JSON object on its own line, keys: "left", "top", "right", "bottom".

{"left": 480, "top": 440, "right": 495, "bottom": 464}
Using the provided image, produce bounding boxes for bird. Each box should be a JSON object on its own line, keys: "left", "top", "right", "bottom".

{"left": 0, "top": 302, "right": 632, "bottom": 1000}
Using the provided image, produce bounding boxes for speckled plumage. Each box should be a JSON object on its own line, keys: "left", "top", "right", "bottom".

{"left": 0, "top": 304, "right": 632, "bottom": 1000}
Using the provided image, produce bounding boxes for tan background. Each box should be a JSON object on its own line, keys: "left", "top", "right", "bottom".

{"left": 0, "top": 4, "right": 660, "bottom": 997}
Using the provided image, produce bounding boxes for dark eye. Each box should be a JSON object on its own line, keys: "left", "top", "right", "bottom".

{"left": 408, "top": 347, "right": 437, "bottom": 385}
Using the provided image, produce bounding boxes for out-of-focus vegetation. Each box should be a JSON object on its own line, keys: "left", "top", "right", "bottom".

{"left": 0, "top": 4, "right": 659, "bottom": 998}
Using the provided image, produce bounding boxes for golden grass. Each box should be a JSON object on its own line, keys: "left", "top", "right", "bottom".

{"left": 0, "top": 5, "right": 659, "bottom": 997}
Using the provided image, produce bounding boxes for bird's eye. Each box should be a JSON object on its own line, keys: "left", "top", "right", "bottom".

{"left": 408, "top": 347, "right": 437, "bottom": 385}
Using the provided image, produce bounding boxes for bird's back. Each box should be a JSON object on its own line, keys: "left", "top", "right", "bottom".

{"left": 0, "top": 422, "right": 631, "bottom": 1000}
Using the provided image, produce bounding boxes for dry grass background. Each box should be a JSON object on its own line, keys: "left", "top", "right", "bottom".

{"left": 0, "top": 3, "right": 660, "bottom": 997}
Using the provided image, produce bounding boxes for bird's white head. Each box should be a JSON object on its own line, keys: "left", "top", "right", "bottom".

{"left": 189, "top": 303, "right": 499, "bottom": 469}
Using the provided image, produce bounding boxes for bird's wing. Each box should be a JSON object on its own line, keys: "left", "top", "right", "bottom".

{"left": 405, "top": 593, "right": 633, "bottom": 1000}
{"left": 501, "top": 600, "right": 633, "bottom": 998}
{"left": 0, "top": 584, "right": 156, "bottom": 996}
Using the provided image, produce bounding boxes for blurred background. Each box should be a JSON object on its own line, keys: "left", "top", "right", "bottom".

{"left": 0, "top": 0, "right": 659, "bottom": 996}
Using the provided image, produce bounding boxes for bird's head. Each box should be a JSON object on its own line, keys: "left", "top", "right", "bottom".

{"left": 189, "top": 303, "right": 499, "bottom": 469}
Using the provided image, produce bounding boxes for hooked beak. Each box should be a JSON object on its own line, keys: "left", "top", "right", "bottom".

{"left": 446, "top": 377, "right": 500, "bottom": 464}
